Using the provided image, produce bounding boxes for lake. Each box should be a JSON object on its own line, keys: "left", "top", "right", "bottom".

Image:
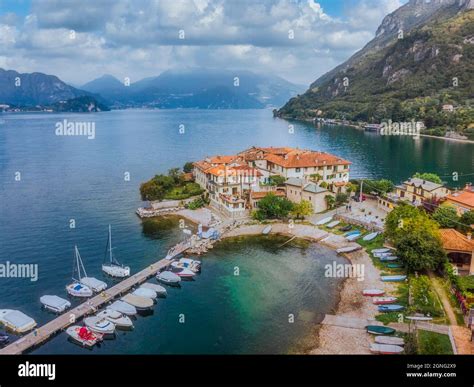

{"left": 0, "top": 109, "right": 472, "bottom": 354}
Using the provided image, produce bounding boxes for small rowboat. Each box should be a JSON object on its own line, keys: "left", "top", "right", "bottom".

{"left": 379, "top": 256, "right": 399, "bottom": 262}
{"left": 346, "top": 232, "right": 361, "bottom": 241}
{"left": 372, "top": 248, "right": 390, "bottom": 254}
{"left": 366, "top": 325, "right": 395, "bottom": 335}
{"left": 336, "top": 245, "right": 362, "bottom": 254}
{"left": 363, "top": 232, "right": 379, "bottom": 241}
{"left": 381, "top": 275, "right": 407, "bottom": 282}
{"left": 405, "top": 315, "right": 433, "bottom": 321}
{"left": 339, "top": 225, "right": 352, "bottom": 232}
{"left": 326, "top": 220, "right": 340, "bottom": 229}
{"left": 372, "top": 297, "right": 397, "bottom": 305}
{"left": 363, "top": 289, "right": 385, "bottom": 296}
{"left": 374, "top": 252, "right": 392, "bottom": 258}
{"left": 375, "top": 336, "right": 404, "bottom": 346}
{"left": 378, "top": 304, "right": 405, "bottom": 312}
{"left": 66, "top": 326, "right": 103, "bottom": 348}
{"left": 370, "top": 343, "right": 404, "bottom": 354}
{"left": 262, "top": 225, "right": 272, "bottom": 235}
{"left": 316, "top": 216, "right": 333, "bottom": 226}
{"left": 387, "top": 263, "right": 403, "bottom": 269}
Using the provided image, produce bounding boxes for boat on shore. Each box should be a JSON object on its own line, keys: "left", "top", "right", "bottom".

{"left": 326, "top": 220, "right": 340, "bottom": 229}
{"left": 40, "top": 295, "right": 71, "bottom": 313}
{"left": 379, "top": 256, "right": 399, "bottom": 262}
{"left": 378, "top": 304, "right": 405, "bottom": 313}
{"left": 108, "top": 300, "right": 137, "bottom": 316}
{"left": 141, "top": 283, "right": 167, "bottom": 297}
{"left": 366, "top": 325, "right": 395, "bottom": 335}
{"left": 405, "top": 315, "right": 433, "bottom": 321}
{"left": 375, "top": 336, "right": 404, "bottom": 346}
{"left": 336, "top": 245, "right": 362, "bottom": 254}
{"left": 372, "top": 248, "right": 390, "bottom": 254}
{"left": 102, "top": 225, "right": 130, "bottom": 278}
{"left": 157, "top": 271, "right": 181, "bottom": 286}
{"left": 374, "top": 252, "right": 393, "bottom": 258}
{"left": 262, "top": 225, "right": 272, "bottom": 235}
{"left": 339, "top": 225, "right": 352, "bottom": 232}
{"left": 370, "top": 343, "right": 404, "bottom": 354}
{"left": 66, "top": 326, "right": 103, "bottom": 348}
{"left": 381, "top": 275, "right": 407, "bottom": 282}
{"left": 84, "top": 316, "right": 116, "bottom": 335}
{"left": 387, "top": 263, "right": 403, "bottom": 269}
{"left": 372, "top": 297, "right": 397, "bottom": 305}
{"left": 363, "top": 232, "right": 379, "bottom": 241}
{"left": 316, "top": 216, "right": 333, "bottom": 226}
{"left": 97, "top": 309, "right": 134, "bottom": 329}
{"left": 0, "top": 309, "right": 37, "bottom": 334}
{"left": 346, "top": 232, "right": 361, "bottom": 241}
{"left": 121, "top": 294, "right": 154, "bottom": 311}
{"left": 362, "top": 289, "right": 385, "bottom": 296}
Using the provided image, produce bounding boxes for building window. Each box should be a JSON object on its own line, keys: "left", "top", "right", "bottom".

{"left": 296, "top": 168, "right": 301, "bottom": 173}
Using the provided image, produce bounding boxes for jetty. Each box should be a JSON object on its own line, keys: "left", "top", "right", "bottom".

{"left": 0, "top": 240, "right": 191, "bottom": 355}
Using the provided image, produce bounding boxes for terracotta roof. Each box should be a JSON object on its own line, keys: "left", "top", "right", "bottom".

{"left": 206, "top": 155, "right": 237, "bottom": 164}
{"left": 206, "top": 164, "right": 262, "bottom": 177}
{"left": 265, "top": 150, "right": 351, "bottom": 169}
{"left": 440, "top": 229, "right": 474, "bottom": 252}
{"left": 250, "top": 191, "right": 285, "bottom": 199}
{"left": 445, "top": 189, "right": 474, "bottom": 209}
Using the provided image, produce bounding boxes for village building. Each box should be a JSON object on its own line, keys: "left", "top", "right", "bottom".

{"left": 440, "top": 229, "right": 474, "bottom": 276}
{"left": 443, "top": 184, "right": 474, "bottom": 216}
{"left": 285, "top": 177, "right": 331, "bottom": 213}
{"left": 395, "top": 177, "right": 451, "bottom": 206}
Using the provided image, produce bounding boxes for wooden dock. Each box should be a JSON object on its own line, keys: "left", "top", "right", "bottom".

{"left": 0, "top": 240, "right": 191, "bottom": 355}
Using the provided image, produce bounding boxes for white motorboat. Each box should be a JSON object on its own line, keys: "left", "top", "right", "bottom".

{"left": 132, "top": 287, "right": 157, "bottom": 300}
{"left": 375, "top": 336, "right": 405, "bottom": 346}
{"left": 66, "top": 246, "right": 94, "bottom": 298}
{"left": 141, "top": 283, "right": 167, "bottom": 297}
{"left": 0, "top": 309, "right": 37, "bottom": 334}
{"left": 121, "top": 294, "right": 154, "bottom": 311}
{"left": 373, "top": 252, "right": 393, "bottom": 258}
{"left": 108, "top": 300, "right": 137, "bottom": 316}
{"left": 171, "top": 267, "right": 196, "bottom": 278}
{"left": 316, "top": 216, "right": 333, "bottom": 226}
{"left": 102, "top": 225, "right": 130, "bottom": 278}
{"left": 84, "top": 316, "right": 116, "bottom": 335}
{"left": 363, "top": 232, "right": 379, "bottom": 241}
{"left": 157, "top": 271, "right": 181, "bottom": 286}
{"left": 171, "top": 258, "right": 201, "bottom": 273}
{"left": 66, "top": 326, "right": 103, "bottom": 348}
{"left": 40, "top": 295, "right": 71, "bottom": 313}
{"left": 81, "top": 276, "right": 108, "bottom": 293}
{"left": 97, "top": 309, "right": 134, "bottom": 329}
{"left": 405, "top": 315, "right": 433, "bottom": 321}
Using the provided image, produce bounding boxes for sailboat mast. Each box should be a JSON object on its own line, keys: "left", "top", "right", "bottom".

{"left": 75, "top": 245, "right": 81, "bottom": 281}
{"left": 76, "top": 246, "right": 88, "bottom": 278}
{"left": 109, "top": 224, "right": 113, "bottom": 263}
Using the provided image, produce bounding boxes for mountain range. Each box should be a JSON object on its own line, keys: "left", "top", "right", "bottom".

{"left": 277, "top": 0, "right": 474, "bottom": 138}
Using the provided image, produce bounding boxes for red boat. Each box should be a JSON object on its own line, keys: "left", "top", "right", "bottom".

{"left": 362, "top": 289, "right": 385, "bottom": 297}
{"left": 372, "top": 297, "right": 397, "bottom": 305}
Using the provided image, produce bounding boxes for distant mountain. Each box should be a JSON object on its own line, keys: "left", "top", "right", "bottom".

{"left": 81, "top": 68, "right": 305, "bottom": 109}
{"left": 0, "top": 68, "right": 96, "bottom": 106}
{"left": 277, "top": 0, "right": 474, "bottom": 138}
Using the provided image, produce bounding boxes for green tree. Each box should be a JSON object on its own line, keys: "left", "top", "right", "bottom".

{"left": 432, "top": 206, "right": 460, "bottom": 228}
{"left": 291, "top": 200, "right": 313, "bottom": 219}
{"left": 183, "top": 162, "right": 194, "bottom": 173}
{"left": 168, "top": 168, "right": 182, "bottom": 184}
{"left": 254, "top": 193, "right": 294, "bottom": 220}
{"left": 385, "top": 204, "right": 446, "bottom": 271}
{"left": 268, "top": 175, "right": 286, "bottom": 186}
{"left": 413, "top": 172, "right": 442, "bottom": 184}
{"left": 459, "top": 210, "right": 474, "bottom": 234}
{"left": 140, "top": 180, "right": 166, "bottom": 201}
{"left": 325, "top": 194, "right": 335, "bottom": 210}
{"left": 335, "top": 193, "right": 349, "bottom": 206}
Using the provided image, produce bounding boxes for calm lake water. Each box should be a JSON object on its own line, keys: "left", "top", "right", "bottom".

{"left": 0, "top": 109, "right": 472, "bottom": 354}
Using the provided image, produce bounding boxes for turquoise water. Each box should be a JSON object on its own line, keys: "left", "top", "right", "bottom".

{"left": 0, "top": 109, "right": 472, "bottom": 354}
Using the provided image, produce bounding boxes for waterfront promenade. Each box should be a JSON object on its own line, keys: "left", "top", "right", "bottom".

{"left": 0, "top": 241, "right": 190, "bottom": 355}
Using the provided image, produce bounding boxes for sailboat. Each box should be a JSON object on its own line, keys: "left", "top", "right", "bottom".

{"left": 102, "top": 225, "right": 130, "bottom": 278}
{"left": 66, "top": 246, "right": 93, "bottom": 298}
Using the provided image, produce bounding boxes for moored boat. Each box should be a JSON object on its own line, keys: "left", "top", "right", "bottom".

{"left": 362, "top": 289, "right": 385, "bottom": 297}
{"left": 97, "top": 309, "right": 134, "bottom": 329}
{"left": 375, "top": 336, "right": 404, "bottom": 346}
{"left": 381, "top": 275, "right": 407, "bottom": 282}
{"left": 316, "top": 216, "right": 333, "bottom": 226}
{"left": 0, "top": 309, "right": 37, "bottom": 334}
{"left": 157, "top": 271, "right": 181, "bottom": 286}
{"left": 108, "top": 300, "right": 137, "bottom": 316}
{"left": 372, "top": 248, "right": 390, "bottom": 254}
{"left": 336, "top": 245, "right": 362, "bottom": 254}
{"left": 132, "top": 287, "right": 157, "bottom": 300}
{"left": 40, "top": 295, "right": 71, "bottom": 313}
{"left": 378, "top": 304, "right": 405, "bottom": 312}
{"left": 171, "top": 267, "right": 195, "bottom": 278}
{"left": 262, "top": 225, "right": 272, "bottom": 235}
{"left": 66, "top": 326, "right": 103, "bottom": 348}
{"left": 102, "top": 225, "right": 130, "bottom": 278}
{"left": 171, "top": 258, "right": 201, "bottom": 273}
{"left": 366, "top": 325, "right": 395, "bottom": 335}
{"left": 0, "top": 332, "right": 9, "bottom": 346}
{"left": 66, "top": 246, "right": 94, "bottom": 298}
{"left": 141, "top": 282, "right": 167, "bottom": 297}
{"left": 84, "top": 316, "right": 116, "bottom": 335}
{"left": 121, "top": 294, "right": 154, "bottom": 311}
{"left": 370, "top": 343, "right": 404, "bottom": 354}
{"left": 326, "top": 220, "right": 340, "bottom": 229}
{"left": 372, "top": 297, "right": 397, "bottom": 305}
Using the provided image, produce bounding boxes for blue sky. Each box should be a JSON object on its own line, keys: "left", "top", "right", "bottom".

{"left": 0, "top": 0, "right": 407, "bottom": 85}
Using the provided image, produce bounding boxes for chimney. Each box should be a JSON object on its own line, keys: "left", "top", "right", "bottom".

{"left": 467, "top": 233, "right": 472, "bottom": 241}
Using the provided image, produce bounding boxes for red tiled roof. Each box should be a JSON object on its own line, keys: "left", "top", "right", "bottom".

{"left": 440, "top": 229, "right": 474, "bottom": 252}
{"left": 250, "top": 191, "right": 285, "bottom": 199}
{"left": 265, "top": 150, "right": 351, "bottom": 169}
{"left": 445, "top": 190, "right": 474, "bottom": 209}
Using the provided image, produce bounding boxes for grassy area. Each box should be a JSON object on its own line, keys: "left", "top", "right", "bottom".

{"left": 417, "top": 330, "right": 453, "bottom": 355}
{"left": 164, "top": 182, "right": 204, "bottom": 200}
